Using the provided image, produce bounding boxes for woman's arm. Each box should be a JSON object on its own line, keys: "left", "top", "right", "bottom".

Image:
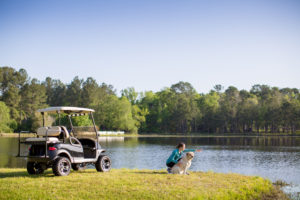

{"left": 183, "top": 149, "right": 202, "bottom": 153}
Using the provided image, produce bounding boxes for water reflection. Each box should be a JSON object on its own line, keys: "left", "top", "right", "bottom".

{"left": 136, "top": 136, "right": 300, "bottom": 148}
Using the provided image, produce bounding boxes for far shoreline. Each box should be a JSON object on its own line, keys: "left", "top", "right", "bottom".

{"left": 1, "top": 132, "right": 300, "bottom": 138}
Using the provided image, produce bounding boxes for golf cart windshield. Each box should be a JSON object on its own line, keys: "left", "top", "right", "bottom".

{"left": 37, "top": 106, "right": 98, "bottom": 139}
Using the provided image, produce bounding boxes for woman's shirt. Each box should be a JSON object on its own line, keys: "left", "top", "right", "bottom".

{"left": 166, "top": 148, "right": 195, "bottom": 165}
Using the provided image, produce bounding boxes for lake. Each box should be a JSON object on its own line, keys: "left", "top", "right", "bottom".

{"left": 1, "top": 136, "right": 300, "bottom": 198}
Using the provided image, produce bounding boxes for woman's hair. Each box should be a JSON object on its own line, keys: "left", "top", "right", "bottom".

{"left": 176, "top": 142, "right": 185, "bottom": 149}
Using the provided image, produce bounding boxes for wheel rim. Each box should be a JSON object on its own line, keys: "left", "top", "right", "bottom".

{"left": 101, "top": 157, "right": 111, "bottom": 170}
{"left": 59, "top": 159, "right": 70, "bottom": 174}
{"left": 75, "top": 164, "right": 85, "bottom": 170}
{"left": 79, "top": 164, "right": 85, "bottom": 169}
{"left": 36, "top": 167, "right": 43, "bottom": 174}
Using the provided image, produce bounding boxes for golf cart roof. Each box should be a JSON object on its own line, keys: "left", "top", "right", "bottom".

{"left": 37, "top": 106, "right": 95, "bottom": 114}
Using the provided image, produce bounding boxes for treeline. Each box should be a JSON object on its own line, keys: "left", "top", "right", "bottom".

{"left": 0, "top": 67, "right": 146, "bottom": 133}
{"left": 0, "top": 66, "right": 300, "bottom": 134}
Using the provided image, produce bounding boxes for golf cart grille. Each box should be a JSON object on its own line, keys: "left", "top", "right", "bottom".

{"left": 30, "top": 145, "right": 46, "bottom": 156}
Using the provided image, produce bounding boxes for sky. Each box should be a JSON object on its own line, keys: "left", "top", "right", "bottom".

{"left": 0, "top": 0, "right": 299, "bottom": 93}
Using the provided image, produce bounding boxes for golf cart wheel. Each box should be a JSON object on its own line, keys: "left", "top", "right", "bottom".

{"left": 72, "top": 163, "right": 86, "bottom": 171}
{"left": 95, "top": 155, "right": 111, "bottom": 172}
{"left": 27, "top": 162, "right": 44, "bottom": 175}
{"left": 52, "top": 157, "right": 71, "bottom": 176}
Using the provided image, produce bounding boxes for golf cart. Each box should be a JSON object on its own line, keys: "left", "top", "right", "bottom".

{"left": 17, "top": 106, "right": 111, "bottom": 176}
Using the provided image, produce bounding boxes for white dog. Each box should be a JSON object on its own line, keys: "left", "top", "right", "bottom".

{"left": 170, "top": 152, "right": 194, "bottom": 175}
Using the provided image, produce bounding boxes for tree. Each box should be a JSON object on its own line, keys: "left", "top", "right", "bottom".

{"left": 66, "top": 76, "right": 83, "bottom": 106}
{"left": 280, "top": 93, "right": 300, "bottom": 133}
{"left": 213, "top": 84, "right": 224, "bottom": 93}
{"left": 81, "top": 77, "right": 99, "bottom": 107}
{"left": 219, "top": 86, "right": 241, "bottom": 133}
{"left": 0, "top": 67, "right": 28, "bottom": 122}
{"left": 237, "top": 90, "right": 258, "bottom": 133}
{"left": 92, "top": 95, "right": 139, "bottom": 133}
{"left": 198, "top": 91, "right": 221, "bottom": 133}
{"left": 2, "top": 83, "right": 21, "bottom": 120}
{"left": 142, "top": 82, "right": 201, "bottom": 133}
{"left": 171, "top": 81, "right": 196, "bottom": 95}
{"left": 43, "top": 77, "right": 67, "bottom": 106}
{"left": 0, "top": 67, "right": 28, "bottom": 94}
{"left": 2, "top": 66, "right": 300, "bottom": 135}
{"left": 139, "top": 91, "right": 161, "bottom": 133}
{"left": 0, "top": 101, "right": 14, "bottom": 133}
{"left": 121, "top": 87, "right": 139, "bottom": 104}
{"left": 55, "top": 114, "right": 93, "bottom": 129}
{"left": 20, "top": 79, "right": 47, "bottom": 131}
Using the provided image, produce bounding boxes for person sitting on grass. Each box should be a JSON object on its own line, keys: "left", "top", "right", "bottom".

{"left": 166, "top": 142, "right": 202, "bottom": 173}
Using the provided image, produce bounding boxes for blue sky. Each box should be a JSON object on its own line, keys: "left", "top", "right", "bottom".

{"left": 0, "top": 0, "right": 299, "bottom": 93}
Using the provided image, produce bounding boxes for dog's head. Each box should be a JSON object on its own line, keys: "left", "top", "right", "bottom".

{"left": 186, "top": 152, "right": 194, "bottom": 160}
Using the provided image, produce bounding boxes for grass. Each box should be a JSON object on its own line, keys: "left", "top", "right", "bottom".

{"left": 0, "top": 168, "right": 288, "bottom": 200}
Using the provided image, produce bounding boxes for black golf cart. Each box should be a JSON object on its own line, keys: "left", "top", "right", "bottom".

{"left": 17, "top": 107, "right": 111, "bottom": 176}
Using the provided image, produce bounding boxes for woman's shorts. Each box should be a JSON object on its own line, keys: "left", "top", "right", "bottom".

{"left": 166, "top": 162, "right": 176, "bottom": 168}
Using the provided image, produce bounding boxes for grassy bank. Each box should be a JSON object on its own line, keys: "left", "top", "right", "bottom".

{"left": 0, "top": 133, "right": 36, "bottom": 137}
{"left": 0, "top": 168, "right": 288, "bottom": 200}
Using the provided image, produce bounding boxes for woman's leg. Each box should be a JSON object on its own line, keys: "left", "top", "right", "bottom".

{"left": 166, "top": 162, "right": 176, "bottom": 173}
{"left": 167, "top": 162, "right": 176, "bottom": 168}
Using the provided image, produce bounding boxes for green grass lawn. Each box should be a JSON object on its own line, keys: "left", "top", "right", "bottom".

{"left": 0, "top": 168, "right": 288, "bottom": 200}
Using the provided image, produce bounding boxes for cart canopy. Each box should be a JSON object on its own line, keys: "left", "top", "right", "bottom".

{"left": 37, "top": 106, "right": 95, "bottom": 114}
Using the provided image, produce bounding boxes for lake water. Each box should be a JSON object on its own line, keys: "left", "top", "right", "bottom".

{"left": 1, "top": 136, "right": 300, "bottom": 198}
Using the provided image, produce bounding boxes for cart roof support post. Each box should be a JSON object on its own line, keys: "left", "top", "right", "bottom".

{"left": 41, "top": 112, "right": 45, "bottom": 127}
{"left": 90, "top": 112, "right": 99, "bottom": 145}
{"left": 58, "top": 112, "right": 61, "bottom": 126}
{"left": 68, "top": 115, "right": 74, "bottom": 137}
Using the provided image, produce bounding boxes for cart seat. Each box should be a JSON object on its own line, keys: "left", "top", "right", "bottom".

{"left": 37, "top": 126, "right": 61, "bottom": 137}
{"left": 25, "top": 137, "right": 59, "bottom": 143}
{"left": 60, "top": 126, "right": 70, "bottom": 139}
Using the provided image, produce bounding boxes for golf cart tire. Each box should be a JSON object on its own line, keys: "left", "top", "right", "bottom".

{"left": 52, "top": 157, "right": 71, "bottom": 176}
{"left": 27, "top": 162, "right": 44, "bottom": 175}
{"left": 72, "top": 163, "right": 86, "bottom": 171}
{"left": 95, "top": 155, "right": 111, "bottom": 172}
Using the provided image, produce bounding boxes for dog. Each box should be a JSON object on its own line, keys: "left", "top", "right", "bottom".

{"left": 170, "top": 152, "right": 194, "bottom": 175}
